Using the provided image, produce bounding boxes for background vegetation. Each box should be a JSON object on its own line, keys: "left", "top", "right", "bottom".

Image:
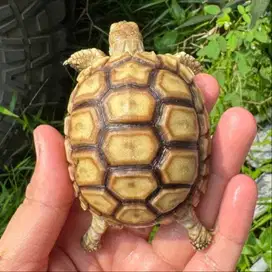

{"left": 0, "top": 0, "right": 271, "bottom": 271}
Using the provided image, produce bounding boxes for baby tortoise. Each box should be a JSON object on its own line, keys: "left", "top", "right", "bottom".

{"left": 64, "top": 21, "right": 212, "bottom": 252}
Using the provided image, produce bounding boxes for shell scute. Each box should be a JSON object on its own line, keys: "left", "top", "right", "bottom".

{"left": 81, "top": 189, "right": 119, "bottom": 215}
{"left": 69, "top": 107, "right": 100, "bottom": 145}
{"left": 74, "top": 71, "right": 107, "bottom": 103}
{"left": 108, "top": 171, "right": 157, "bottom": 200}
{"left": 159, "top": 149, "right": 199, "bottom": 185}
{"left": 102, "top": 128, "right": 159, "bottom": 166}
{"left": 158, "top": 54, "right": 178, "bottom": 71}
{"left": 154, "top": 70, "right": 192, "bottom": 100}
{"left": 115, "top": 204, "right": 156, "bottom": 225}
{"left": 158, "top": 105, "right": 199, "bottom": 142}
{"left": 150, "top": 188, "right": 190, "bottom": 213}
{"left": 110, "top": 60, "right": 152, "bottom": 86}
{"left": 72, "top": 150, "right": 105, "bottom": 186}
{"left": 103, "top": 88, "right": 155, "bottom": 123}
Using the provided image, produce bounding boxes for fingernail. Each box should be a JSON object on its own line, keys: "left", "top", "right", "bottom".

{"left": 33, "top": 129, "right": 40, "bottom": 160}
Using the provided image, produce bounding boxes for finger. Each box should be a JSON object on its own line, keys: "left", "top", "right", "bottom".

{"left": 197, "top": 107, "right": 257, "bottom": 228}
{"left": 185, "top": 174, "right": 257, "bottom": 271}
{"left": 0, "top": 125, "right": 74, "bottom": 271}
{"left": 193, "top": 73, "right": 220, "bottom": 112}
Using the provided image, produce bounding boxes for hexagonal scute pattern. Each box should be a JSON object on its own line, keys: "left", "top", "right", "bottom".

{"left": 158, "top": 105, "right": 199, "bottom": 142}
{"left": 150, "top": 188, "right": 190, "bottom": 213}
{"left": 68, "top": 107, "right": 100, "bottom": 145}
{"left": 110, "top": 60, "right": 152, "bottom": 86}
{"left": 74, "top": 71, "right": 107, "bottom": 103}
{"left": 104, "top": 88, "right": 155, "bottom": 123}
{"left": 108, "top": 171, "right": 157, "bottom": 200}
{"left": 154, "top": 70, "right": 192, "bottom": 100}
{"left": 160, "top": 149, "right": 199, "bottom": 185}
{"left": 65, "top": 54, "right": 210, "bottom": 222}
{"left": 116, "top": 204, "right": 156, "bottom": 225}
{"left": 72, "top": 150, "right": 105, "bottom": 186}
{"left": 81, "top": 188, "right": 119, "bottom": 215}
{"left": 102, "top": 128, "right": 159, "bottom": 166}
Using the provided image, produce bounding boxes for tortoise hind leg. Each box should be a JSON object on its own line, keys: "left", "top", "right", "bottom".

{"left": 64, "top": 48, "right": 106, "bottom": 72}
{"left": 174, "top": 52, "right": 203, "bottom": 75}
{"left": 81, "top": 214, "right": 108, "bottom": 252}
{"left": 174, "top": 204, "right": 213, "bottom": 250}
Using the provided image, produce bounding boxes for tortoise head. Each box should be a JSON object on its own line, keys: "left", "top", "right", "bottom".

{"left": 109, "top": 21, "right": 144, "bottom": 55}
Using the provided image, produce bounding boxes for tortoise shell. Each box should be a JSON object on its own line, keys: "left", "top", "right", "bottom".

{"left": 64, "top": 51, "right": 210, "bottom": 227}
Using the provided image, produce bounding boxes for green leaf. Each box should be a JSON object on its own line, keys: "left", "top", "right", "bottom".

{"left": 237, "top": 5, "right": 245, "bottom": 15}
{"left": 196, "top": 47, "right": 207, "bottom": 57}
{"left": 242, "top": 13, "right": 251, "bottom": 24}
{"left": 246, "top": 231, "right": 258, "bottom": 246}
{"left": 245, "top": 31, "right": 254, "bottom": 42}
{"left": 260, "top": 66, "right": 272, "bottom": 81}
{"left": 241, "top": 244, "right": 261, "bottom": 256}
{"left": 148, "top": 224, "right": 160, "bottom": 243}
{"left": 212, "top": 70, "right": 225, "bottom": 87}
{"left": 205, "top": 39, "right": 221, "bottom": 60}
{"left": 259, "top": 226, "right": 272, "bottom": 251}
{"left": 216, "top": 12, "right": 231, "bottom": 28}
{"left": 0, "top": 106, "right": 19, "bottom": 118}
{"left": 259, "top": 164, "right": 272, "bottom": 173}
{"left": 222, "top": 7, "right": 232, "bottom": 14}
{"left": 217, "top": 36, "right": 227, "bottom": 52}
{"left": 204, "top": 5, "right": 221, "bottom": 15}
{"left": 227, "top": 32, "right": 239, "bottom": 51}
{"left": 9, "top": 93, "right": 17, "bottom": 113}
{"left": 134, "top": 0, "right": 165, "bottom": 12}
{"left": 254, "top": 29, "right": 270, "bottom": 43}
{"left": 170, "top": 0, "right": 185, "bottom": 22}
{"left": 263, "top": 250, "right": 272, "bottom": 269}
{"left": 250, "top": 0, "right": 270, "bottom": 28}
{"left": 175, "top": 15, "right": 214, "bottom": 30}
{"left": 224, "top": 92, "right": 241, "bottom": 107}
{"left": 236, "top": 52, "right": 251, "bottom": 76}
{"left": 154, "top": 31, "right": 178, "bottom": 53}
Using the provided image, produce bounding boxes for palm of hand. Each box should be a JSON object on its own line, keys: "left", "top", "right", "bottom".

{"left": 0, "top": 74, "right": 257, "bottom": 272}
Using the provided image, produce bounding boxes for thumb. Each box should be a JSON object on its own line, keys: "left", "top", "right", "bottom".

{"left": 0, "top": 125, "right": 74, "bottom": 271}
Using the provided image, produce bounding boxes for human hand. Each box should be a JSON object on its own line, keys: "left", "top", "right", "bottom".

{"left": 0, "top": 74, "right": 257, "bottom": 272}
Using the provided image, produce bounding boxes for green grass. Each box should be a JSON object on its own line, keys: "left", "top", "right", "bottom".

{"left": 0, "top": 0, "right": 271, "bottom": 271}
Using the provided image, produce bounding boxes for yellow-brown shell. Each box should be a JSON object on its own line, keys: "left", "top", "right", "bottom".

{"left": 64, "top": 51, "right": 211, "bottom": 227}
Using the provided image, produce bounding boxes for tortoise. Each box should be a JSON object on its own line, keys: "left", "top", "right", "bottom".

{"left": 63, "top": 21, "right": 212, "bottom": 252}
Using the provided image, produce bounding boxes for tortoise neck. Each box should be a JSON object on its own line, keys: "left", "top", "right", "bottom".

{"left": 109, "top": 39, "right": 144, "bottom": 55}
{"left": 109, "top": 21, "right": 144, "bottom": 55}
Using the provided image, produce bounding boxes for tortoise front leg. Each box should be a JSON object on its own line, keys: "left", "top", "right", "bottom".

{"left": 81, "top": 214, "right": 108, "bottom": 252}
{"left": 174, "top": 204, "right": 213, "bottom": 250}
{"left": 174, "top": 51, "right": 203, "bottom": 75}
{"left": 64, "top": 48, "right": 106, "bottom": 72}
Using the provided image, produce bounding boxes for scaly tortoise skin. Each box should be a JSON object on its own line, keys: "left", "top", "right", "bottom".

{"left": 64, "top": 21, "right": 212, "bottom": 252}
